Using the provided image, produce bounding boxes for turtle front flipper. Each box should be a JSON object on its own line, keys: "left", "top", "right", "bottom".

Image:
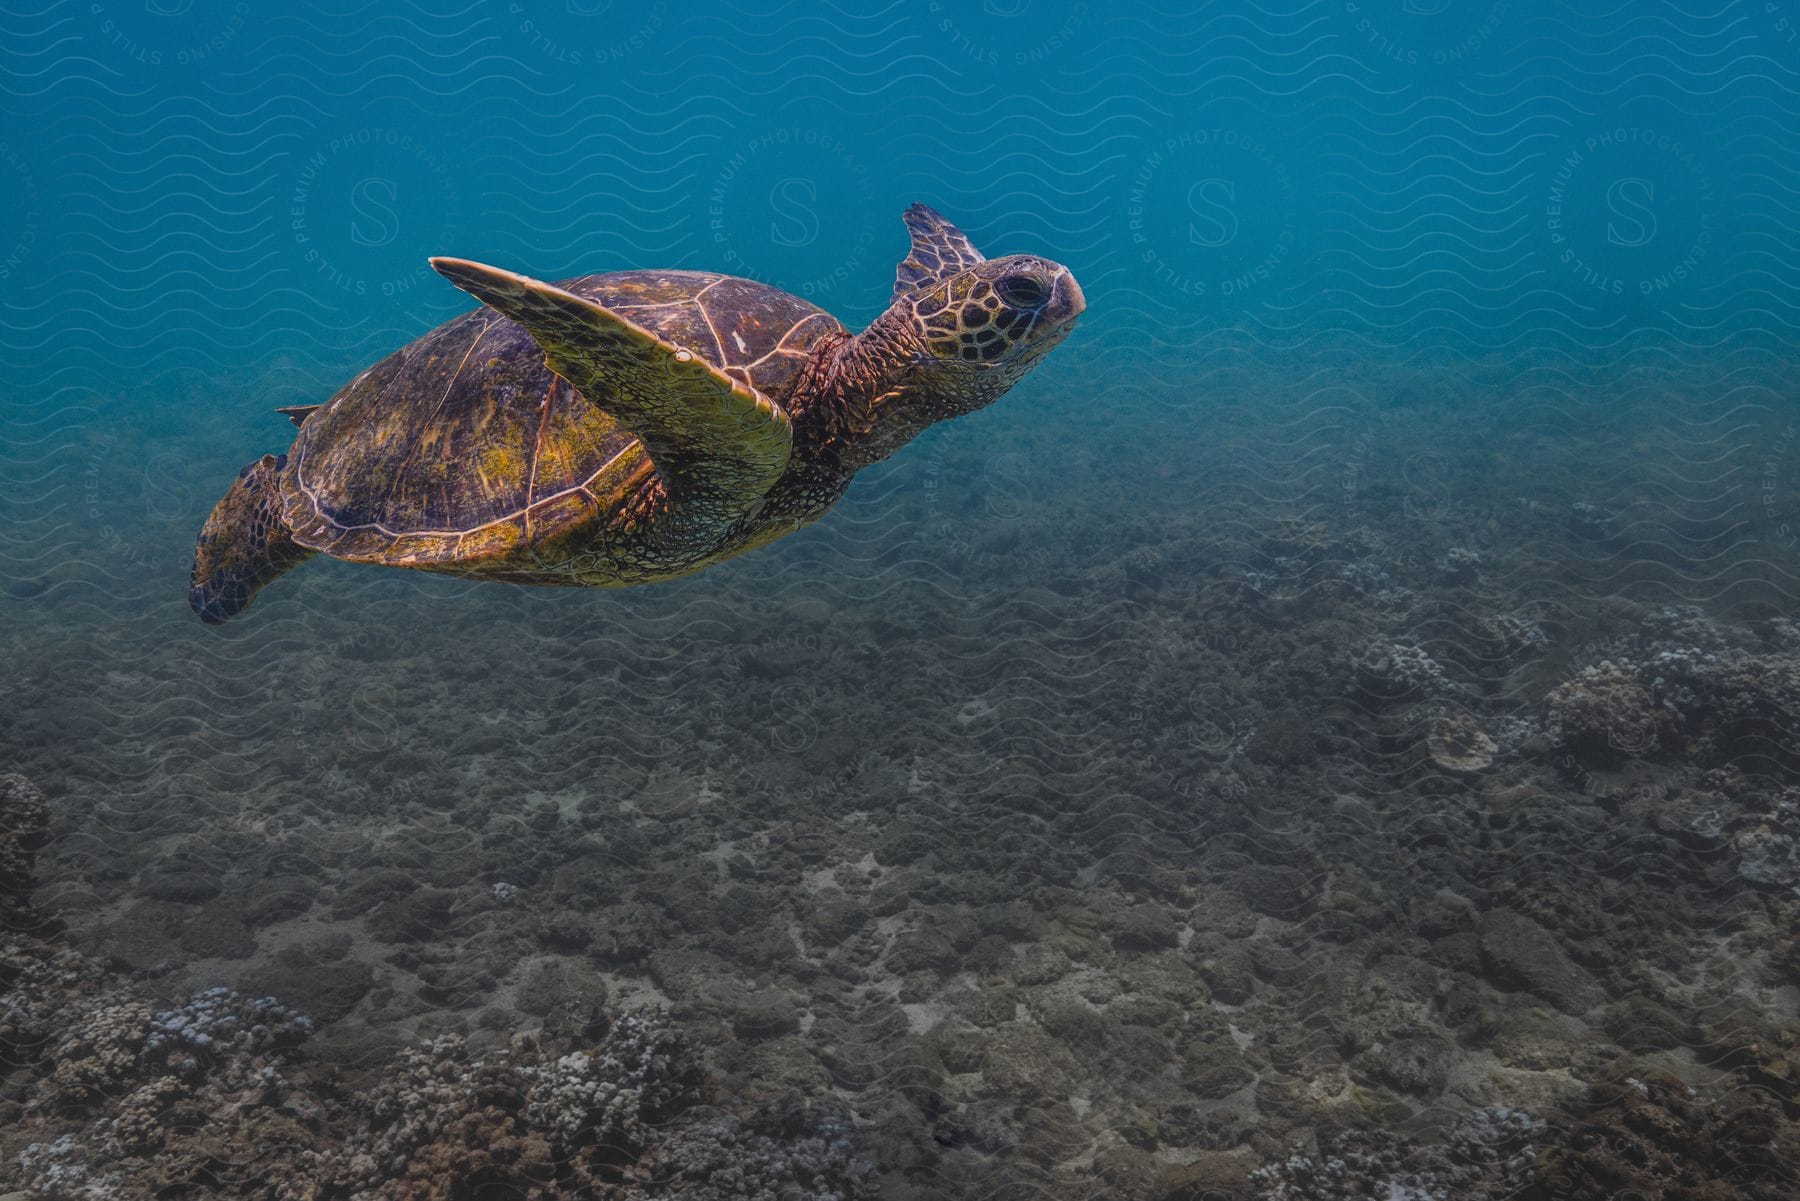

{"left": 893, "top": 203, "right": 987, "bottom": 300}
{"left": 429, "top": 257, "right": 792, "bottom": 541}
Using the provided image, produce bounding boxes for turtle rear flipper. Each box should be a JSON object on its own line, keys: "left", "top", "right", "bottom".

{"left": 430, "top": 257, "right": 792, "bottom": 532}
{"left": 189, "top": 454, "right": 315, "bottom": 624}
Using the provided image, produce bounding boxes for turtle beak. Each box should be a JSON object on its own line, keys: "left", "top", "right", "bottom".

{"left": 1034, "top": 268, "right": 1084, "bottom": 342}
{"left": 1045, "top": 268, "right": 1085, "bottom": 331}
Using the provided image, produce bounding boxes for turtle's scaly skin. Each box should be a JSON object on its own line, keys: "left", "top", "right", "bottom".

{"left": 283, "top": 271, "right": 844, "bottom": 586}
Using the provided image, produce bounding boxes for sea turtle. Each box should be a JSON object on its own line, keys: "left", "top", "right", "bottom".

{"left": 189, "top": 204, "right": 1084, "bottom": 623}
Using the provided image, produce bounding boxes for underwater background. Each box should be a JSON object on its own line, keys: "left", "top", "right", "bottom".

{"left": 2, "top": 1, "right": 1797, "bottom": 1198}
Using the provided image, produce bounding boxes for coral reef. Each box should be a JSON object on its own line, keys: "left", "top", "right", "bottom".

{"left": 1351, "top": 639, "right": 1461, "bottom": 699}
{"left": 639, "top": 1106, "right": 868, "bottom": 1201}
{"left": 0, "top": 773, "right": 48, "bottom": 930}
{"left": 9, "top": 964, "right": 871, "bottom": 1200}
{"left": 1250, "top": 1078, "right": 1798, "bottom": 1201}
{"left": 1, "top": 774, "right": 873, "bottom": 1201}
{"left": 1544, "top": 659, "right": 1671, "bottom": 763}
{"left": 13, "top": 977, "right": 312, "bottom": 1122}
{"left": 9, "top": 386, "right": 1800, "bottom": 1200}
{"left": 1729, "top": 790, "right": 1798, "bottom": 889}
{"left": 1435, "top": 546, "right": 1482, "bottom": 584}
{"left": 321, "top": 1012, "right": 712, "bottom": 1197}
{"left": 142, "top": 987, "right": 314, "bottom": 1070}
{"left": 1547, "top": 642, "right": 1800, "bottom": 771}
{"left": 1248, "top": 1106, "right": 1543, "bottom": 1201}
{"left": 1473, "top": 612, "right": 1549, "bottom": 662}
{"left": 1531, "top": 1069, "right": 1798, "bottom": 1201}
{"left": 1425, "top": 708, "right": 1498, "bottom": 772}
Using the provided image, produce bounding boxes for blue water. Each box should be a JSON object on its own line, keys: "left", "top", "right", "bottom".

{"left": 8, "top": 2, "right": 1794, "bottom": 584}
{"left": 3, "top": 3, "right": 1799, "bottom": 1198}
{"left": 7, "top": 2, "right": 1792, "bottom": 392}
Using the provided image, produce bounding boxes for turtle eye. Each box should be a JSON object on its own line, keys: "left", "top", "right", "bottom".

{"left": 995, "top": 274, "right": 1049, "bottom": 309}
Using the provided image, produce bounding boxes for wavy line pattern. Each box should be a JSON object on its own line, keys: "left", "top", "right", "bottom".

{"left": 2, "top": 1, "right": 1797, "bottom": 1198}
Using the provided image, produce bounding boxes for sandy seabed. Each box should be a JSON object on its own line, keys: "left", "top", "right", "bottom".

{"left": 2, "top": 350, "right": 1796, "bottom": 1199}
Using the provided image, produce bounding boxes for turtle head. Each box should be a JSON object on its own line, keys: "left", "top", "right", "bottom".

{"left": 808, "top": 206, "right": 1083, "bottom": 470}
{"left": 900, "top": 254, "right": 1086, "bottom": 415}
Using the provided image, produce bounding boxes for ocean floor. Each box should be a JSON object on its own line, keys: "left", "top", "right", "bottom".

{"left": 2, "top": 349, "right": 1797, "bottom": 1198}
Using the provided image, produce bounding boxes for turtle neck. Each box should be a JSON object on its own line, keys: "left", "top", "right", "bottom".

{"left": 784, "top": 304, "right": 940, "bottom": 475}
